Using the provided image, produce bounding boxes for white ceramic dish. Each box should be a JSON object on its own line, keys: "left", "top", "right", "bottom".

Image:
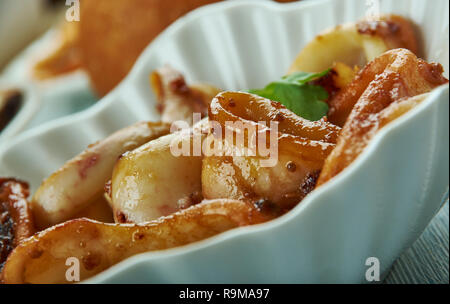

{"left": 0, "top": 0, "right": 448, "bottom": 283}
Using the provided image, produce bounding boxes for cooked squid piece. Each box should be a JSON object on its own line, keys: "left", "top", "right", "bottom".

{"left": 2, "top": 199, "right": 271, "bottom": 284}
{"left": 0, "top": 179, "right": 35, "bottom": 275}
{"left": 288, "top": 14, "right": 418, "bottom": 74}
{"left": 32, "top": 122, "right": 170, "bottom": 229}
{"left": 150, "top": 65, "right": 221, "bottom": 124}
{"left": 203, "top": 92, "right": 340, "bottom": 211}
{"left": 110, "top": 119, "right": 209, "bottom": 223}
{"left": 209, "top": 91, "right": 341, "bottom": 143}
{"left": 327, "top": 49, "right": 448, "bottom": 127}
{"left": 317, "top": 49, "right": 449, "bottom": 186}
{"left": 311, "top": 62, "right": 359, "bottom": 101}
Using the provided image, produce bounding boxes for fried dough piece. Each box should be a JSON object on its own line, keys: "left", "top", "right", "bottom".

{"left": 0, "top": 179, "right": 35, "bottom": 274}
{"left": 79, "top": 0, "right": 294, "bottom": 96}
{"left": 2, "top": 199, "right": 270, "bottom": 284}
{"left": 288, "top": 15, "right": 418, "bottom": 75}
{"left": 32, "top": 21, "right": 82, "bottom": 80}
{"left": 32, "top": 122, "right": 170, "bottom": 230}
{"left": 150, "top": 65, "right": 221, "bottom": 124}
{"left": 203, "top": 92, "right": 340, "bottom": 210}
{"left": 79, "top": 0, "right": 221, "bottom": 96}
{"left": 317, "top": 50, "right": 448, "bottom": 186}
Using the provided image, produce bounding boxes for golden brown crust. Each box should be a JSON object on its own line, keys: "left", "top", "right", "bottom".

{"left": 203, "top": 92, "right": 340, "bottom": 209}
{"left": 356, "top": 14, "right": 419, "bottom": 56}
{"left": 2, "top": 199, "right": 270, "bottom": 284}
{"left": 210, "top": 91, "right": 341, "bottom": 145}
{"left": 318, "top": 49, "right": 448, "bottom": 186}
{"left": 288, "top": 14, "right": 419, "bottom": 75}
{"left": 327, "top": 49, "right": 448, "bottom": 127}
{"left": 33, "top": 1, "right": 296, "bottom": 90}
{"left": 0, "top": 178, "right": 35, "bottom": 275}
{"left": 79, "top": 0, "right": 221, "bottom": 96}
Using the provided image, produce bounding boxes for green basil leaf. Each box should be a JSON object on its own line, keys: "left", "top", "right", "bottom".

{"left": 248, "top": 69, "right": 331, "bottom": 121}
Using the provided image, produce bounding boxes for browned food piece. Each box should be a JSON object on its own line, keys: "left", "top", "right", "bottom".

{"left": 150, "top": 65, "right": 221, "bottom": 124}
{"left": 79, "top": 0, "right": 297, "bottom": 96}
{"left": 356, "top": 15, "right": 419, "bottom": 55}
{"left": 72, "top": 194, "right": 114, "bottom": 224}
{"left": 2, "top": 199, "right": 271, "bottom": 284}
{"left": 328, "top": 49, "right": 448, "bottom": 127}
{"left": 32, "top": 21, "right": 82, "bottom": 80}
{"left": 0, "top": 178, "right": 35, "bottom": 274}
{"left": 209, "top": 91, "right": 341, "bottom": 144}
{"left": 0, "top": 90, "right": 22, "bottom": 132}
{"left": 79, "top": 0, "right": 221, "bottom": 96}
{"left": 328, "top": 49, "right": 447, "bottom": 126}
{"left": 110, "top": 125, "right": 208, "bottom": 224}
{"left": 32, "top": 121, "right": 170, "bottom": 229}
{"left": 202, "top": 155, "right": 324, "bottom": 212}
{"left": 312, "top": 62, "right": 359, "bottom": 101}
{"left": 288, "top": 15, "right": 419, "bottom": 75}
{"left": 203, "top": 92, "right": 340, "bottom": 210}
{"left": 317, "top": 49, "right": 448, "bottom": 186}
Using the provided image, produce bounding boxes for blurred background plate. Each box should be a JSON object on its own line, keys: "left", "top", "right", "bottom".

{"left": 0, "top": 0, "right": 97, "bottom": 144}
{"left": 0, "top": 30, "right": 97, "bottom": 144}
{"left": 0, "top": 80, "right": 40, "bottom": 142}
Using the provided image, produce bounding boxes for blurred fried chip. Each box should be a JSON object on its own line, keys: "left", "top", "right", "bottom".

{"left": 32, "top": 21, "right": 82, "bottom": 80}
{"left": 78, "top": 0, "right": 221, "bottom": 96}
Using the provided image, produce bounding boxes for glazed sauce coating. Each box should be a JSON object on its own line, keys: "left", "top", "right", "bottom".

{"left": 0, "top": 178, "right": 35, "bottom": 273}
